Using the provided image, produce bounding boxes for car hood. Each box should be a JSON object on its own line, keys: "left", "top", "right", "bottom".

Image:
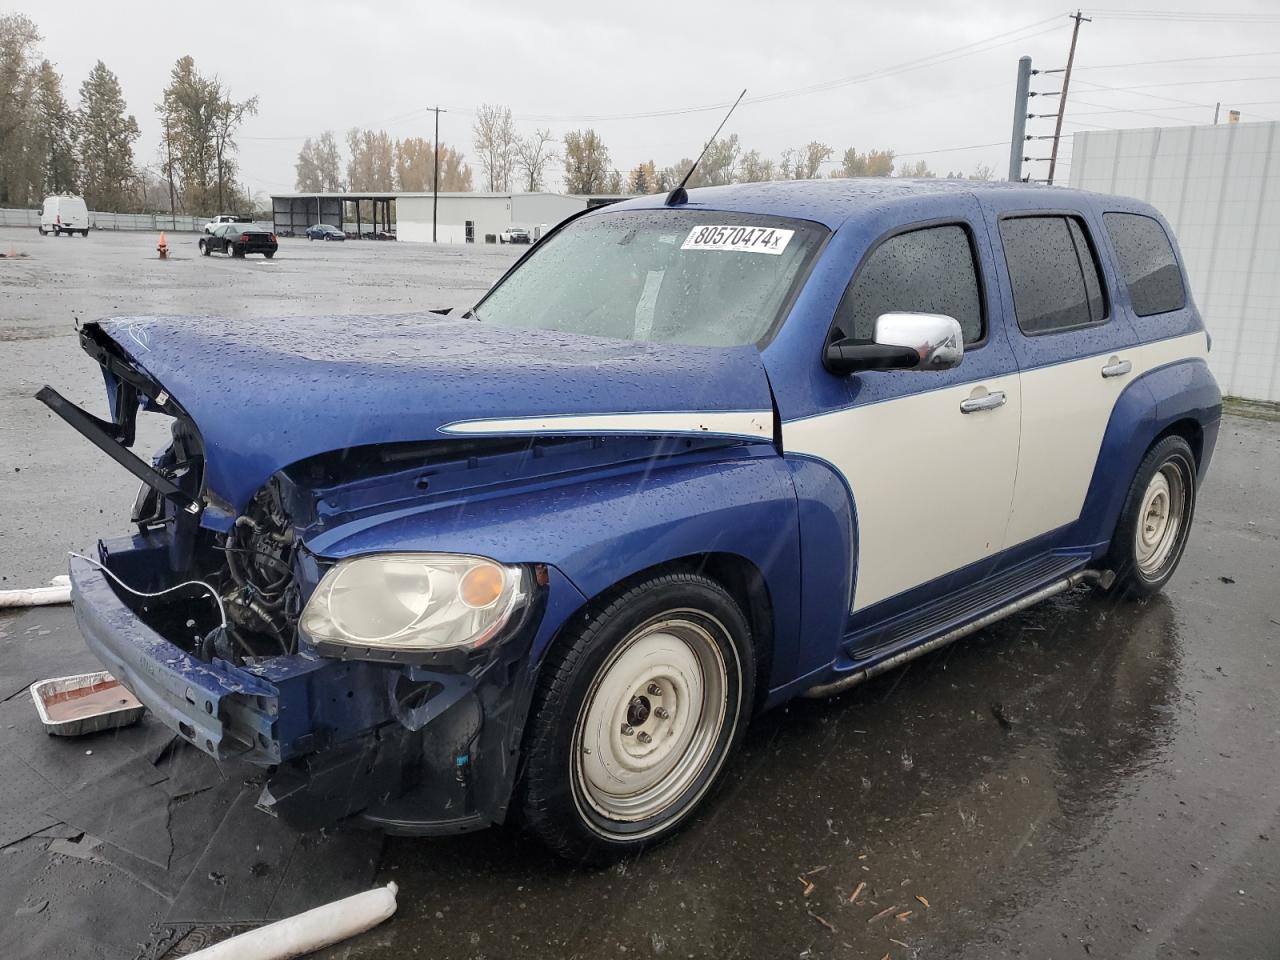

{"left": 95, "top": 314, "right": 776, "bottom": 514}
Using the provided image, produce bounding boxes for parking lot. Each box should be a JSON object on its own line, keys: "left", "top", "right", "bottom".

{"left": 1, "top": 226, "right": 1278, "bottom": 958}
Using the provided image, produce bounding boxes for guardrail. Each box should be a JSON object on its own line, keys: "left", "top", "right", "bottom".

{"left": 0, "top": 208, "right": 216, "bottom": 233}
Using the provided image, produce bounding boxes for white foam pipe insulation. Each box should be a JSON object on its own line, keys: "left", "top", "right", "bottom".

{"left": 183, "top": 882, "right": 399, "bottom": 960}
{"left": 0, "top": 575, "right": 71, "bottom": 609}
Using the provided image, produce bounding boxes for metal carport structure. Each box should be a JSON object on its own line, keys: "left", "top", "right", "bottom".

{"left": 270, "top": 193, "right": 397, "bottom": 239}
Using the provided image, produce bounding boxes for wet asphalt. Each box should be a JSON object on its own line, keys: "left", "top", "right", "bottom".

{"left": 0, "top": 228, "right": 1277, "bottom": 959}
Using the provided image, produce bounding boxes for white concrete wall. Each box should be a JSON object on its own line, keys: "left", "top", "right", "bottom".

{"left": 1071, "top": 122, "right": 1280, "bottom": 402}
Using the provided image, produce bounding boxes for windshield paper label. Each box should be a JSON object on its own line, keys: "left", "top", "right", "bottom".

{"left": 681, "top": 225, "right": 794, "bottom": 255}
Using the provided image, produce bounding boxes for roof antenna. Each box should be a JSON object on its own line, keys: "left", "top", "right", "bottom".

{"left": 665, "top": 89, "right": 747, "bottom": 207}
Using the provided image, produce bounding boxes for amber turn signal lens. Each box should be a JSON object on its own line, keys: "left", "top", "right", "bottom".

{"left": 459, "top": 563, "right": 505, "bottom": 608}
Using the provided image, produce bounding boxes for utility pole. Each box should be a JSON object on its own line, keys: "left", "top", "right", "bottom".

{"left": 163, "top": 113, "right": 177, "bottom": 224}
{"left": 1047, "top": 10, "right": 1090, "bottom": 186}
{"left": 429, "top": 105, "right": 446, "bottom": 243}
{"left": 1009, "top": 56, "right": 1033, "bottom": 182}
{"left": 1214, "top": 101, "right": 1222, "bottom": 124}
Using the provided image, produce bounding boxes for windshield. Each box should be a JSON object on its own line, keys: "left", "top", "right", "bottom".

{"left": 475, "top": 209, "right": 827, "bottom": 346}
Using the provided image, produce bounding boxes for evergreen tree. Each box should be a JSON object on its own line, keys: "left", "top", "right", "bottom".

{"left": 78, "top": 60, "right": 139, "bottom": 210}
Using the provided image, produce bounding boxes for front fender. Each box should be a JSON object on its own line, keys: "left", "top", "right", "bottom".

{"left": 1072, "top": 356, "right": 1221, "bottom": 550}
{"left": 306, "top": 450, "right": 804, "bottom": 686}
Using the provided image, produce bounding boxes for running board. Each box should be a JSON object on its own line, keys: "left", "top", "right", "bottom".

{"left": 801, "top": 568, "right": 1107, "bottom": 699}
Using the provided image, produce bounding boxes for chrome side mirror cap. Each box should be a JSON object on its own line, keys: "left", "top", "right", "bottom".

{"left": 872, "top": 312, "right": 964, "bottom": 371}
{"left": 825, "top": 311, "right": 964, "bottom": 375}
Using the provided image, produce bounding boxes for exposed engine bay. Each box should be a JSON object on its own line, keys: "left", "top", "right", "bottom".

{"left": 217, "top": 481, "right": 302, "bottom": 659}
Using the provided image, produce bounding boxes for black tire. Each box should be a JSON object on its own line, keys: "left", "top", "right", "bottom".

{"left": 519, "top": 572, "right": 754, "bottom": 864}
{"left": 37, "top": 226, "right": 45, "bottom": 236}
{"left": 81, "top": 229, "right": 89, "bottom": 237}
{"left": 1106, "top": 434, "right": 1197, "bottom": 598}
{"left": 231, "top": 244, "right": 244, "bottom": 258}
{"left": 200, "top": 240, "right": 210, "bottom": 256}
{"left": 264, "top": 251, "right": 274, "bottom": 259}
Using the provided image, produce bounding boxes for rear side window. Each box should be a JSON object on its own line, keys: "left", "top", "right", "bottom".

{"left": 999, "top": 215, "right": 1108, "bottom": 335}
{"left": 1103, "top": 212, "right": 1186, "bottom": 316}
{"left": 834, "top": 224, "right": 984, "bottom": 345}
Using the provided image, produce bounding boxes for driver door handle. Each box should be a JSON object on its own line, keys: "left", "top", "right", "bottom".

{"left": 959, "top": 390, "right": 1007, "bottom": 414}
{"left": 1102, "top": 358, "right": 1132, "bottom": 378}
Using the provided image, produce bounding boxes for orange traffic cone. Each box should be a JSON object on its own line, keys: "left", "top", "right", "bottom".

{"left": 157, "top": 232, "right": 169, "bottom": 259}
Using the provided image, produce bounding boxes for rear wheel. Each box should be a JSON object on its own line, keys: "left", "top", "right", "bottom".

{"left": 264, "top": 251, "right": 274, "bottom": 259}
{"left": 519, "top": 572, "right": 754, "bottom": 863}
{"left": 231, "top": 244, "right": 244, "bottom": 258}
{"left": 81, "top": 229, "right": 89, "bottom": 237}
{"left": 1107, "top": 435, "right": 1197, "bottom": 598}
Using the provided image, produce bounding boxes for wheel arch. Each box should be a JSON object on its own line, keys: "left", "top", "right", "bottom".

{"left": 546, "top": 552, "right": 777, "bottom": 714}
{"left": 1073, "top": 357, "right": 1221, "bottom": 552}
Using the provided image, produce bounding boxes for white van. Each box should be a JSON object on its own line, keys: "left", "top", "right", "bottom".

{"left": 40, "top": 195, "right": 90, "bottom": 237}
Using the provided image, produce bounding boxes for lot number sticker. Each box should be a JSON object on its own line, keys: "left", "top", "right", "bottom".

{"left": 681, "top": 225, "right": 794, "bottom": 255}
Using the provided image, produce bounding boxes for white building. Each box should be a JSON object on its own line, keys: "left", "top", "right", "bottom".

{"left": 1070, "top": 121, "right": 1280, "bottom": 403}
{"left": 396, "top": 192, "right": 588, "bottom": 243}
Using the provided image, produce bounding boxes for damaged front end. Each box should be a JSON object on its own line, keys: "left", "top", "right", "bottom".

{"left": 42, "top": 324, "right": 575, "bottom": 835}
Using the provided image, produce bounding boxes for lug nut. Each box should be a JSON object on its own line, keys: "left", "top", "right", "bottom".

{"left": 647, "top": 683, "right": 662, "bottom": 696}
{"left": 621, "top": 724, "right": 634, "bottom": 736}
{"left": 654, "top": 707, "right": 670, "bottom": 720}
{"left": 637, "top": 732, "right": 652, "bottom": 744}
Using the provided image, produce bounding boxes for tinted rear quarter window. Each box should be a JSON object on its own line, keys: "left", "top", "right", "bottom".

{"left": 1103, "top": 212, "right": 1186, "bottom": 316}
{"left": 999, "top": 215, "right": 1108, "bottom": 335}
{"left": 835, "top": 224, "right": 984, "bottom": 345}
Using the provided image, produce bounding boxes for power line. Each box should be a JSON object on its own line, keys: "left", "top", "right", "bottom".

{"left": 1085, "top": 9, "right": 1280, "bottom": 22}
{"left": 1070, "top": 49, "right": 1280, "bottom": 71}
{"left": 462, "top": 15, "right": 1070, "bottom": 124}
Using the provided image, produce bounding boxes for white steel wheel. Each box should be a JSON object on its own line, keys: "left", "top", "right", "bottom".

{"left": 1109, "top": 434, "right": 1197, "bottom": 598}
{"left": 520, "top": 573, "right": 754, "bottom": 861}
{"left": 1134, "top": 464, "right": 1185, "bottom": 576}
{"left": 573, "top": 615, "right": 730, "bottom": 828}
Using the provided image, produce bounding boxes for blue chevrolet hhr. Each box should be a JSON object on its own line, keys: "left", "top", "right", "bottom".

{"left": 42, "top": 178, "right": 1220, "bottom": 862}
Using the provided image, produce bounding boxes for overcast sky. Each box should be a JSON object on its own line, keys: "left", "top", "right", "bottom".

{"left": 13, "top": 0, "right": 1280, "bottom": 198}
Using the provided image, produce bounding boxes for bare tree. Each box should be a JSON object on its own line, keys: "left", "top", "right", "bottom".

{"left": 213, "top": 88, "right": 258, "bottom": 211}
{"left": 736, "top": 150, "right": 774, "bottom": 183}
{"left": 472, "top": 103, "right": 515, "bottom": 191}
{"left": 513, "top": 127, "right": 556, "bottom": 192}
{"left": 897, "top": 159, "right": 936, "bottom": 178}
{"left": 295, "top": 131, "right": 344, "bottom": 191}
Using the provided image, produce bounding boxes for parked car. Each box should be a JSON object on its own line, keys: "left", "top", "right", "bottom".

{"left": 499, "top": 226, "right": 531, "bottom": 244}
{"left": 199, "top": 222, "right": 277, "bottom": 258}
{"left": 39, "top": 180, "right": 1219, "bottom": 862}
{"left": 39, "top": 195, "right": 89, "bottom": 236}
{"left": 203, "top": 214, "right": 253, "bottom": 234}
{"left": 305, "top": 223, "right": 346, "bottom": 241}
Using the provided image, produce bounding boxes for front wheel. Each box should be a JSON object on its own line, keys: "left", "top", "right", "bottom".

{"left": 1107, "top": 434, "right": 1197, "bottom": 598}
{"left": 199, "top": 240, "right": 210, "bottom": 256}
{"left": 519, "top": 572, "right": 754, "bottom": 863}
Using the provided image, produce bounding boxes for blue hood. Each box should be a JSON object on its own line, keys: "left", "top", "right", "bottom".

{"left": 97, "top": 314, "right": 775, "bottom": 513}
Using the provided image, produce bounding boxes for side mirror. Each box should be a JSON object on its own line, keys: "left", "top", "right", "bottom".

{"left": 824, "top": 312, "right": 964, "bottom": 375}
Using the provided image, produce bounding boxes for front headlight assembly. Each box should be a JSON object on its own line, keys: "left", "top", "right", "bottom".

{"left": 299, "top": 553, "right": 529, "bottom": 656}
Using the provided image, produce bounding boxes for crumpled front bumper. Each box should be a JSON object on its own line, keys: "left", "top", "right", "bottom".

{"left": 68, "top": 535, "right": 586, "bottom": 833}
{"left": 70, "top": 551, "right": 286, "bottom": 762}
